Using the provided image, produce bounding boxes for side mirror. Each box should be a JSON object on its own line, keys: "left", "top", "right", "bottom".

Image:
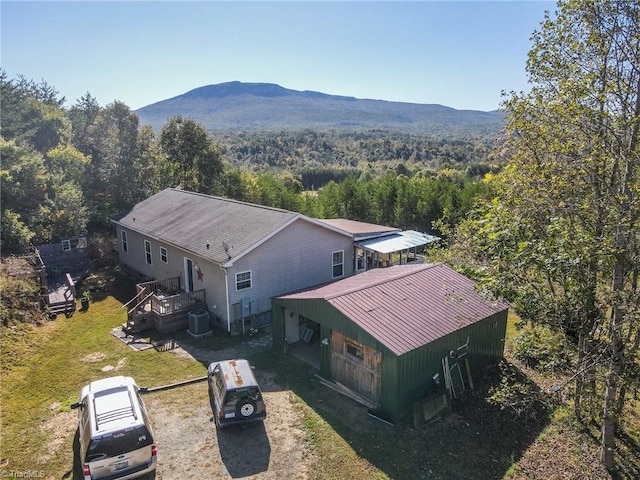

{"left": 70, "top": 402, "right": 82, "bottom": 410}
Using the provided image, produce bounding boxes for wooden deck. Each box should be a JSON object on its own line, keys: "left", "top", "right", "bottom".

{"left": 36, "top": 241, "right": 93, "bottom": 317}
{"left": 123, "top": 277, "right": 207, "bottom": 334}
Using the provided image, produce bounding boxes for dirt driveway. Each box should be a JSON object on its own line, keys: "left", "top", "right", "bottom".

{"left": 142, "top": 335, "right": 320, "bottom": 479}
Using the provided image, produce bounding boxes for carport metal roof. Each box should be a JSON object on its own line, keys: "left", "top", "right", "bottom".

{"left": 355, "top": 230, "right": 440, "bottom": 254}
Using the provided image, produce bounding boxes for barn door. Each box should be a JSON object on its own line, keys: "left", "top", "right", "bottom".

{"left": 330, "top": 331, "right": 381, "bottom": 406}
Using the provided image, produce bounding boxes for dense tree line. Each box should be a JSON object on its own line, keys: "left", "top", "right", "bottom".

{"left": 218, "top": 130, "right": 500, "bottom": 187}
{"left": 0, "top": 71, "right": 493, "bottom": 253}
{"left": 448, "top": 0, "right": 639, "bottom": 471}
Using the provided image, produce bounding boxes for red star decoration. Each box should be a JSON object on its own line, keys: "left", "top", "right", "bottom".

{"left": 195, "top": 265, "right": 204, "bottom": 281}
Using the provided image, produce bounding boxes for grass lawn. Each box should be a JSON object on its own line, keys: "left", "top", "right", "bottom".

{"left": 1, "top": 267, "right": 206, "bottom": 476}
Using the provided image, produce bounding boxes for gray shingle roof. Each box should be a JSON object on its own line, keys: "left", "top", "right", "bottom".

{"left": 279, "top": 263, "right": 508, "bottom": 356}
{"left": 113, "top": 188, "right": 299, "bottom": 264}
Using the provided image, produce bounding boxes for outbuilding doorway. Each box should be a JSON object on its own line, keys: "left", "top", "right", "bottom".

{"left": 283, "top": 311, "right": 321, "bottom": 370}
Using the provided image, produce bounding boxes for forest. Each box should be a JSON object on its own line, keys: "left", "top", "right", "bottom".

{"left": 0, "top": 69, "right": 497, "bottom": 252}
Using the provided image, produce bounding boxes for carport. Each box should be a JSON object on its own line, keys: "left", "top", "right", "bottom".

{"left": 354, "top": 229, "right": 440, "bottom": 271}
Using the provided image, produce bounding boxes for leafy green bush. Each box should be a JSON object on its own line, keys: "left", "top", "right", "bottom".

{"left": 512, "top": 325, "right": 573, "bottom": 373}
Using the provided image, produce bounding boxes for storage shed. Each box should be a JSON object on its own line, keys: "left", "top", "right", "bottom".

{"left": 272, "top": 263, "right": 508, "bottom": 420}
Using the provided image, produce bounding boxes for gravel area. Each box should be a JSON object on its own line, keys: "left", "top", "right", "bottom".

{"left": 142, "top": 335, "right": 316, "bottom": 479}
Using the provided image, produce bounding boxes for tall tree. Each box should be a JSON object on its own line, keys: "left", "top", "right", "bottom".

{"left": 450, "top": 0, "right": 639, "bottom": 470}
{"left": 0, "top": 71, "right": 70, "bottom": 153}
{"left": 68, "top": 92, "right": 101, "bottom": 155}
{"left": 84, "top": 101, "right": 146, "bottom": 227}
{"left": 158, "top": 116, "right": 224, "bottom": 194}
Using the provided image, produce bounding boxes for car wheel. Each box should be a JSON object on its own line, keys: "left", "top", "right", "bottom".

{"left": 237, "top": 400, "right": 256, "bottom": 417}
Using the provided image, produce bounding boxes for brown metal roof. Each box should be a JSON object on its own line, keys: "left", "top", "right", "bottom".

{"left": 279, "top": 263, "right": 508, "bottom": 356}
{"left": 317, "top": 219, "right": 400, "bottom": 238}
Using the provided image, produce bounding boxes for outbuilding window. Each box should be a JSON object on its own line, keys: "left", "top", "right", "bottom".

{"left": 332, "top": 250, "right": 344, "bottom": 278}
{"left": 345, "top": 340, "right": 364, "bottom": 361}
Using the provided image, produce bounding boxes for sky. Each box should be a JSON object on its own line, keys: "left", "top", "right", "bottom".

{"left": 2, "top": 1, "right": 555, "bottom": 112}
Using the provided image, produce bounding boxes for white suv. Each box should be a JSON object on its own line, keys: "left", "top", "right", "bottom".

{"left": 71, "top": 376, "right": 157, "bottom": 479}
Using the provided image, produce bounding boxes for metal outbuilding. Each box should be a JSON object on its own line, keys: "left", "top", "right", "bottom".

{"left": 272, "top": 263, "right": 508, "bottom": 420}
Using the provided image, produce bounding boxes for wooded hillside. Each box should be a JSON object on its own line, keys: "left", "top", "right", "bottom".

{"left": 0, "top": 71, "right": 496, "bottom": 254}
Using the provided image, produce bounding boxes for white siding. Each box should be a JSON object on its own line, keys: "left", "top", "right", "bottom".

{"left": 115, "top": 226, "right": 229, "bottom": 324}
{"left": 117, "top": 217, "right": 353, "bottom": 330}
{"left": 227, "top": 218, "right": 353, "bottom": 315}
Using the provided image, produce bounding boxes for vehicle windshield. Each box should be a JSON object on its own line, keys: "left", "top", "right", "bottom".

{"left": 85, "top": 425, "right": 153, "bottom": 462}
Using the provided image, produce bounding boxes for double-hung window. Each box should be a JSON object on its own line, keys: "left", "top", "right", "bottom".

{"left": 160, "top": 247, "right": 168, "bottom": 264}
{"left": 236, "top": 271, "right": 252, "bottom": 291}
{"left": 144, "top": 240, "right": 152, "bottom": 265}
{"left": 332, "top": 250, "right": 344, "bottom": 278}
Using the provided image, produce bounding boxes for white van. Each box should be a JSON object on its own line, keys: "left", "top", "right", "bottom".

{"left": 71, "top": 376, "right": 157, "bottom": 479}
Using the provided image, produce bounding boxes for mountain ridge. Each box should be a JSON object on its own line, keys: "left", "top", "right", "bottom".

{"left": 136, "top": 81, "right": 504, "bottom": 137}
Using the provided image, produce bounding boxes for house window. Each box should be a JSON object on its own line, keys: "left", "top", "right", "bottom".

{"left": 144, "top": 240, "right": 152, "bottom": 265}
{"left": 61, "top": 239, "right": 71, "bottom": 251}
{"left": 345, "top": 340, "right": 364, "bottom": 361}
{"left": 236, "top": 271, "right": 252, "bottom": 291}
{"left": 121, "top": 230, "right": 128, "bottom": 253}
{"left": 160, "top": 247, "right": 168, "bottom": 264}
{"left": 332, "top": 250, "right": 344, "bottom": 278}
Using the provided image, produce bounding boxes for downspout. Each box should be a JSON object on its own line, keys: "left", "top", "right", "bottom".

{"left": 219, "top": 264, "right": 231, "bottom": 333}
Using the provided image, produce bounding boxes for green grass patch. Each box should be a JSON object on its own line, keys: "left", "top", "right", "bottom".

{"left": 0, "top": 266, "right": 206, "bottom": 475}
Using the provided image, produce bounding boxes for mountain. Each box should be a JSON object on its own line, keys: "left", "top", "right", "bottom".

{"left": 135, "top": 81, "right": 504, "bottom": 137}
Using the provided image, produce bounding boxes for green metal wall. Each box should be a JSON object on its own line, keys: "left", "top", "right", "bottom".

{"left": 381, "top": 310, "right": 507, "bottom": 419}
{"left": 273, "top": 297, "right": 508, "bottom": 420}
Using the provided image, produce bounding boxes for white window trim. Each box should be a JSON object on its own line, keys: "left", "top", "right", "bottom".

{"left": 332, "top": 250, "right": 344, "bottom": 278}
{"left": 144, "top": 240, "right": 152, "bottom": 265}
{"left": 121, "top": 230, "right": 128, "bottom": 253}
{"left": 160, "top": 246, "right": 168, "bottom": 264}
{"left": 62, "top": 239, "right": 71, "bottom": 251}
{"left": 235, "top": 270, "right": 252, "bottom": 291}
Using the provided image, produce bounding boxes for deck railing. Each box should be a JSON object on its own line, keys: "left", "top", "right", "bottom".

{"left": 150, "top": 290, "right": 206, "bottom": 316}
{"left": 136, "top": 277, "right": 182, "bottom": 298}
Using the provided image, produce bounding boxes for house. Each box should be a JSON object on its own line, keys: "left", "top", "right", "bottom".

{"left": 272, "top": 263, "right": 508, "bottom": 420}
{"left": 112, "top": 188, "right": 354, "bottom": 333}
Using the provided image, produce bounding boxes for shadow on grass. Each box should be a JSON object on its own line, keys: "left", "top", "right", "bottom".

{"left": 248, "top": 351, "right": 553, "bottom": 480}
{"left": 579, "top": 418, "right": 640, "bottom": 480}
{"left": 76, "top": 264, "right": 138, "bottom": 307}
{"left": 614, "top": 430, "right": 640, "bottom": 480}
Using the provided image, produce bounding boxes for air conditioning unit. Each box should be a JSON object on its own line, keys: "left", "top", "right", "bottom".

{"left": 188, "top": 309, "right": 210, "bottom": 334}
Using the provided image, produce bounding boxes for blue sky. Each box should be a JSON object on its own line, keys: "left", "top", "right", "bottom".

{"left": 2, "top": 1, "right": 554, "bottom": 111}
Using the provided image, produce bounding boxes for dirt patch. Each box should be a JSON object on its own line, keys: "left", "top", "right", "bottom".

{"left": 39, "top": 410, "right": 77, "bottom": 467}
{"left": 81, "top": 352, "right": 106, "bottom": 363}
{"left": 145, "top": 376, "right": 312, "bottom": 479}
{"left": 137, "top": 336, "right": 314, "bottom": 479}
